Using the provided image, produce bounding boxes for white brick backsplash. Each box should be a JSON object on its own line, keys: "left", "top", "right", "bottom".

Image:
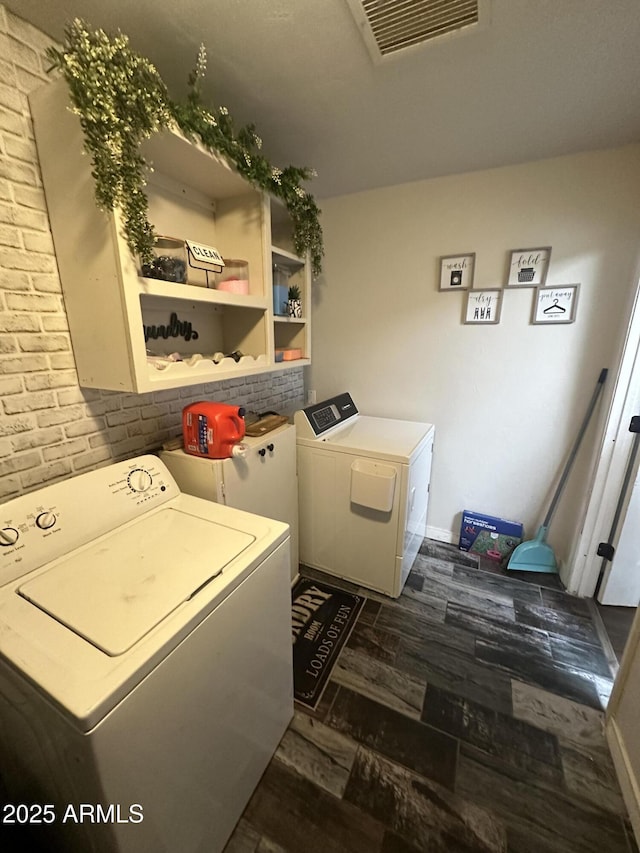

{"left": 0, "top": 178, "right": 12, "bottom": 201}
{"left": 25, "top": 370, "right": 76, "bottom": 391}
{"left": 13, "top": 184, "right": 47, "bottom": 210}
{"left": 35, "top": 405, "right": 84, "bottom": 428}
{"left": 106, "top": 410, "right": 141, "bottom": 427}
{"left": 48, "top": 352, "right": 76, "bottom": 369}
{"left": 31, "top": 272, "right": 62, "bottom": 292}
{"left": 152, "top": 389, "right": 181, "bottom": 404}
{"left": 108, "top": 435, "right": 149, "bottom": 458}
{"left": 5, "top": 292, "right": 58, "bottom": 313}
{"left": 0, "top": 314, "right": 39, "bottom": 333}
{"left": 0, "top": 248, "right": 55, "bottom": 273}
{"left": 0, "top": 335, "right": 16, "bottom": 353}
{"left": 4, "top": 135, "right": 37, "bottom": 164}
{"left": 6, "top": 11, "right": 56, "bottom": 54}
{"left": 0, "top": 270, "right": 30, "bottom": 290}
{"left": 0, "top": 33, "right": 39, "bottom": 73}
{"left": 42, "top": 438, "right": 88, "bottom": 462}
{"left": 127, "top": 419, "right": 159, "bottom": 437}
{"left": 18, "top": 333, "right": 69, "bottom": 352}
{"left": 0, "top": 474, "right": 19, "bottom": 499}
{"left": 0, "top": 375, "right": 24, "bottom": 395}
{"left": 98, "top": 396, "right": 123, "bottom": 414}
{"left": 0, "top": 158, "right": 38, "bottom": 188}
{"left": 41, "top": 315, "right": 69, "bottom": 332}
{"left": 64, "top": 418, "right": 106, "bottom": 438}
{"left": 122, "top": 393, "right": 147, "bottom": 409}
{"left": 0, "top": 80, "right": 26, "bottom": 113}
{"left": 23, "top": 231, "right": 55, "bottom": 255}
{"left": 0, "top": 10, "right": 307, "bottom": 501}
{"left": 0, "top": 223, "right": 22, "bottom": 247}
{"left": 20, "top": 460, "right": 72, "bottom": 489}
{"left": 56, "top": 387, "right": 97, "bottom": 407}
{"left": 0, "top": 449, "right": 40, "bottom": 476}
{"left": 89, "top": 427, "right": 128, "bottom": 448}
{"left": 0, "top": 58, "right": 16, "bottom": 86}
{"left": 71, "top": 447, "right": 114, "bottom": 472}
{"left": 0, "top": 107, "right": 24, "bottom": 136}
{"left": 0, "top": 202, "right": 48, "bottom": 230}
{"left": 0, "top": 353, "right": 48, "bottom": 373}
{"left": 11, "top": 426, "right": 63, "bottom": 451}
{"left": 140, "top": 404, "right": 164, "bottom": 420}
{"left": 0, "top": 413, "right": 35, "bottom": 436}
{"left": 14, "top": 66, "right": 47, "bottom": 95}
{"left": 3, "top": 390, "right": 55, "bottom": 414}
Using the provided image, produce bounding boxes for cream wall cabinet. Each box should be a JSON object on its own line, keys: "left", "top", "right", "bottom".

{"left": 29, "top": 80, "right": 311, "bottom": 393}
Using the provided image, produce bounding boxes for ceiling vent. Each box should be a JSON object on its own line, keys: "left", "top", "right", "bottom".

{"left": 346, "top": 0, "right": 488, "bottom": 61}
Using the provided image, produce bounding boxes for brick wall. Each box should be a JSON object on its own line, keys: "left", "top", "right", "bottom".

{"left": 0, "top": 6, "right": 305, "bottom": 501}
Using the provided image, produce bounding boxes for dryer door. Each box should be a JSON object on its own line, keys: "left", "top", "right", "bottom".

{"left": 298, "top": 444, "right": 403, "bottom": 596}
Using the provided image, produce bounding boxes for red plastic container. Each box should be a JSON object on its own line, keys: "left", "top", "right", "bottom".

{"left": 182, "top": 401, "right": 246, "bottom": 459}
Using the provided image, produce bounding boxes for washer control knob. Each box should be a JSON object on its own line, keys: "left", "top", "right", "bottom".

{"left": 128, "top": 469, "right": 153, "bottom": 493}
{"left": 0, "top": 527, "right": 19, "bottom": 547}
{"left": 36, "top": 512, "right": 56, "bottom": 530}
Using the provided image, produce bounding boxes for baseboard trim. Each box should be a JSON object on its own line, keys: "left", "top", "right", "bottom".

{"left": 426, "top": 526, "right": 454, "bottom": 544}
{"left": 607, "top": 717, "right": 640, "bottom": 846}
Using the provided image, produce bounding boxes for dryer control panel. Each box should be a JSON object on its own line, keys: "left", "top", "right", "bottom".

{"left": 294, "top": 392, "right": 359, "bottom": 439}
{"left": 0, "top": 455, "right": 179, "bottom": 587}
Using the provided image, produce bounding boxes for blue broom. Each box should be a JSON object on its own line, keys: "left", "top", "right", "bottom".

{"left": 507, "top": 368, "right": 608, "bottom": 573}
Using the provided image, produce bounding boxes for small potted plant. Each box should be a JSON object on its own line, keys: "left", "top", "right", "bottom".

{"left": 287, "top": 284, "right": 302, "bottom": 318}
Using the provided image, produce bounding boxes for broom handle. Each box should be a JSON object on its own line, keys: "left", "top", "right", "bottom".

{"left": 543, "top": 368, "right": 608, "bottom": 528}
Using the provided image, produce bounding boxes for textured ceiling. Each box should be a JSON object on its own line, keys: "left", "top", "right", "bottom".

{"left": 7, "top": 0, "right": 640, "bottom": 198}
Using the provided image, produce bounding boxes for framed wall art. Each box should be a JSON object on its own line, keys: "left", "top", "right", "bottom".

{"left": 532, "top": 284, "right": 580, "bottom": 325}
{"left": 463, "top": 289, "right": 502, "bottom": 325}
{"left": 506, "top": 246, "right": 552, "bottom": 287}
{"left": 439, "top": 252, "right": 475, "bottom": 291}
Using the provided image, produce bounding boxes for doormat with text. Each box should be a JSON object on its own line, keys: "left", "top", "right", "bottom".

{"left": 291, "top": 577, "right": 365, "bottom": 710}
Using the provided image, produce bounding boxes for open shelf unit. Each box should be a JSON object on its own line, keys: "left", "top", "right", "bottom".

{"left": 270, "top": 202, "right": 311, "bottom": 366}
{"left": 29, "top": 79, "right": 312, "bottom": 393}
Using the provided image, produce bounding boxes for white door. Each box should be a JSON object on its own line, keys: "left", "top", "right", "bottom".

{"left": 566, "top": 271, "right": 640, "bottom": 599}
{"left": 598, "top": 445, "right": 640, "bottom": 605}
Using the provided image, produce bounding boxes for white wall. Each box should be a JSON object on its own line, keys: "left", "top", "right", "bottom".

{"left": 0, "top": 6, "right": 303, "bottom": 500}
{"left": 310, "top": 148, "right": 640, "bottom": 569}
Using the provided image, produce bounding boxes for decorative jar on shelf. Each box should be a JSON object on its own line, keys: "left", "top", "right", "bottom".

{"left": 215, "top": 259, "right": 249, "bottom": 295}
{"left": 287, "top": 284, "right": 302, "bottom": 318}
{"left": 140, "top": 236, "right": 187, "bottom": 283}
{"left": 272, "top": 264, "right": 290, "bottom": 316}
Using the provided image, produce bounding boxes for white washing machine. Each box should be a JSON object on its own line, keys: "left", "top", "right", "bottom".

{"left": 160, "top": 424, "right": 299, "bottom": 582}
{"left": 0, "top": 455, "right": 293, "bottom": 853}
{"left": 295, "top": 393, "right": 434, "bottom": 598}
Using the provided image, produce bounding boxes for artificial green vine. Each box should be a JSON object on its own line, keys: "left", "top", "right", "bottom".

{"left": 47, "top": 21, "right": 324, "bottom": 275}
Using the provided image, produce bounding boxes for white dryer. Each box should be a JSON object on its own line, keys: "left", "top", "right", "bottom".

{"left": 295, "top": 393, "right": 434, "bottom": 598}
{"left": 0, "top": 455, "right": 292, "bottom": 853}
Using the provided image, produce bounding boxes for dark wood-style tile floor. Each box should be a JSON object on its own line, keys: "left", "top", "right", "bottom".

{"left": 224, "top": 540, "right": 638, "bottom": 853}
